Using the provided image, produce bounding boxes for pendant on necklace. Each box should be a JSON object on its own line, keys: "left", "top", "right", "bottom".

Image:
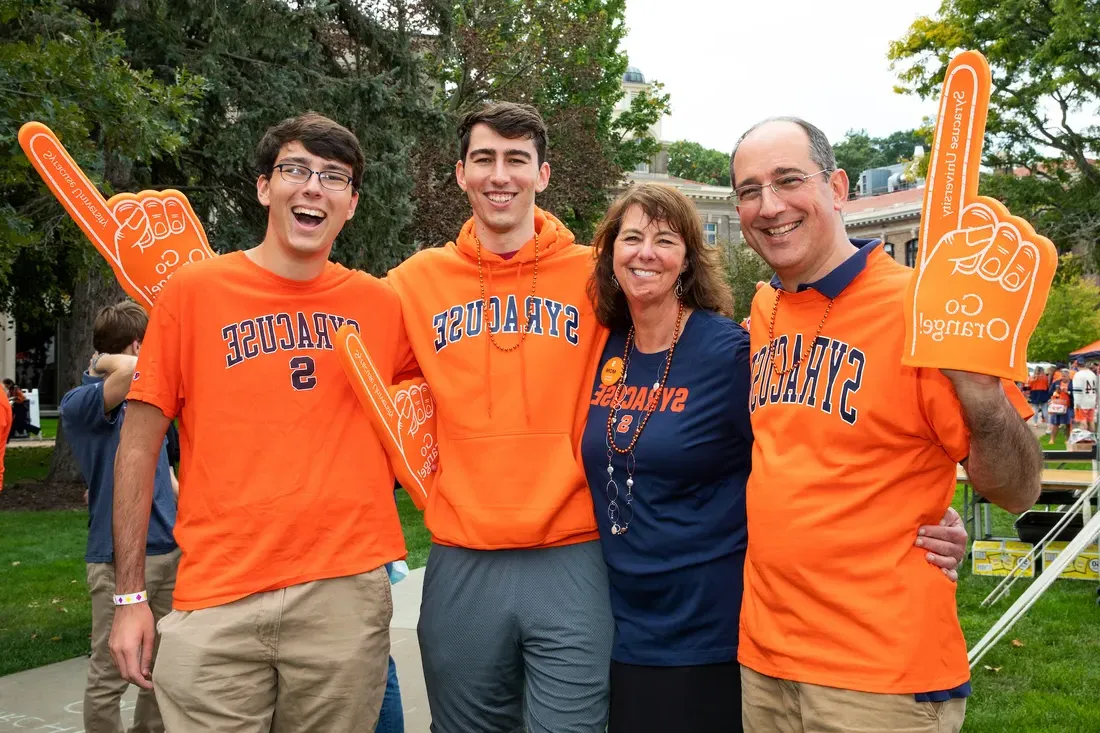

{"left": 652, "top": 381, "right": 659, "bottom": 391}
{"left": 611, "top": 523, "right": 621, "bottom": 535}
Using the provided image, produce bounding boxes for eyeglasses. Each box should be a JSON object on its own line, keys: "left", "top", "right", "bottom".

{"left": 272, "top": 163, "right": 354, "bottom": 192}
{"left": 733, "top": 169, "right": 832, "bottom": 205}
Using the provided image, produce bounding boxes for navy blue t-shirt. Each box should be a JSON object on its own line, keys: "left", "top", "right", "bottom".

{"left": 60, "top": 373, "right": 177, "bottom": 563}
{"left": 581, "top": 310, "right": 753, "bottom": 666}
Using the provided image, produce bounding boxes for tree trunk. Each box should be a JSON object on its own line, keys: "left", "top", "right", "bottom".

{"left": 46, "top": 265, "right": 126, "bottom": 486}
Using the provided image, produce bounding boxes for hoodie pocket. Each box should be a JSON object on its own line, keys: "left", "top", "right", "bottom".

{"left": 441, "top": 430, "right": 594, "bottom": 546}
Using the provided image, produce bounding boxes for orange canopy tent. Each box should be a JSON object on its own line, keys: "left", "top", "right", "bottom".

{"left": 1070, "top": 339, "right": 1100, "bottom": 360}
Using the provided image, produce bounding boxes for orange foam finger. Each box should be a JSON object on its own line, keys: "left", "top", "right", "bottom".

{"left": 18, "top": 122, "right": 122, "bottom": 269}
{"left": 334, "top": 325, "right": 437, "bottom": 509}
{"left": 19, "top": 122, "right": 216, "bottom": 311}
{"left": 107, "top": 190, "right": 216, "bottom": 309}
{"left": 905, "top": 52, "right": 1058, "bottom": 381}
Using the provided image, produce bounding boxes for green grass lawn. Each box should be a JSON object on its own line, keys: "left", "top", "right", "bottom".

{"left": 4, "top": 481, "right": 1099, "bottom": 732}
{"left": 39, "top": 417, "right": 57, "bottom": 440}
{"left": 3, "top": 445, "right": 53, "bottom": 484}
{"left": 0, "top": 510, "right": 93, "bottom": 677}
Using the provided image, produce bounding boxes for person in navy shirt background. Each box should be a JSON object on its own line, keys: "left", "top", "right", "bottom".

{"left": 60, "top": 300, "right": 179, "bottom": 733}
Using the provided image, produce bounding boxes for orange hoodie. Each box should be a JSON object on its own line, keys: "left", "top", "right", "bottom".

{"left": 387, "top": 208, "right": 607, "bottom": 549}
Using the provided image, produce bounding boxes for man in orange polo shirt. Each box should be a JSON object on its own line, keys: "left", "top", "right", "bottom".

{"left": 109, "top": 114, "right": 409, "bottom": 731}
{"left": 731, "top": 117, "right": 1041, "bottom": 732}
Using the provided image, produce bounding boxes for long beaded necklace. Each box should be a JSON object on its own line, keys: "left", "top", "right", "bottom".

{"left": 604, "top": 299, "right": 685, "bottom": 536}
{"left": 476, "top": 232, "right": 540, "bottom": 352}
{"left": 767, "top": 289, "right": 833, "bottom": 377}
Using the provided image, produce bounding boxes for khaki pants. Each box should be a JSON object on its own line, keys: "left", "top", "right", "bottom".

{"left": 741, "top": 665, "right": 966, "bottom": 733}
{"left": 153, "top": 568, "right": 392, "bottom": 733}
{"left": 86, "top": 550, "right": 180, "bottom": 733}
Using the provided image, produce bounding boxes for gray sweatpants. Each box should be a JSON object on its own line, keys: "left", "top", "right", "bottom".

{"left": 418, "top": 540, "right": 613, "bottom": 733}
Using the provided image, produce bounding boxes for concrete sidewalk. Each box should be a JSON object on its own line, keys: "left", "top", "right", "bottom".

{"left": 0, "top": 568, "right": 430, "bottom": 732}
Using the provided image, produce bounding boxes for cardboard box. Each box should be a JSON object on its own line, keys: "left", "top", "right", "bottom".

{"left": 1041, "top": 541, "right": 1100, "bottom": 581}
{"left": 972, "top": 540, "right": 1035, "bottom": 578}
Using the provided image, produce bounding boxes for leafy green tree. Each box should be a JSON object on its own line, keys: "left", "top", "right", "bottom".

{"left": 889, "top": 0, "right": 1100, "bottom": 264}
{"left": 666, "top": 140, "right": 730, "bottom": 186}
{"left": 1029, "top": 275, "right": 1100, "bottom": 363}
{"left": 889, "top": 0, "right": 1099, "bottom": 186}
{"left": 831, "top": 128, "right": 931, "bottom": 195}
{"left": 726, "top": 244, "right": 773, "bottom": 323}
{"left": 832, "top": 129, "right": 884, "bottom": 190}
{"left": 1, "top": 0, "right": 202, "bottom": 482}
{"left": 101, "top": 0, "right": 447, "bottom": 274}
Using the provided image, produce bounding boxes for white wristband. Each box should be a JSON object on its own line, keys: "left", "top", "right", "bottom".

{"left": 113, "top": 591, "right": 148, "bottom": 606}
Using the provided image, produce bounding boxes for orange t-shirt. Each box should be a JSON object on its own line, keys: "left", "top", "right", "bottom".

{"left": 1028, "top": 374, "right": 1049, "bottom": 392}
{"left": 130, "top": 251, "right": 410, "bottom": 610}
{"left": 741, "top": 246, "right": 1030, "bottom": 694}
{"left": 0, "top": 397, "right": 11, "bottom": 491}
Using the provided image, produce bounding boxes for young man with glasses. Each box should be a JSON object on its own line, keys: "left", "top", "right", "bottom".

{"left": 109, "top": 113, "right": 409, "bottom": 732}
{"left": 731, "top": 117, "right": 1040, "bottom": 732}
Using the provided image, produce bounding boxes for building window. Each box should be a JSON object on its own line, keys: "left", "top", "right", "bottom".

{"left": 905, "top": 239, "right": 918, "bottom": 268}
{"left": 883, "top": 242, "right": 895, "bottom": 260}
{"left": 634, "top": 161, "right": 649, "bottom": 173}
{"left": 703, "top": 222, "right": 718, "bottom": 245}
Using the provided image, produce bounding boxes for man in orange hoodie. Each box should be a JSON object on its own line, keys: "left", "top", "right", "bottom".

{"left": 387, "top": 103, "right": 613, "bottom": 732}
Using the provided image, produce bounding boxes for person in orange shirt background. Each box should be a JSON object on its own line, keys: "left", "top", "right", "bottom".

{"left": 730, "top": 116, "right": 1041, "bottom": 732}
{"left": 108, "top": 113, "right": 409, "bottom": 731}
{"left": 0, "top": 391, "right": 11, "bottom": 490}
{"left": 1049, "top": 377, "right": 1073, "bottom": 443}
{"left": 1027, "top": 366, "right": 1050, "bottom": 425}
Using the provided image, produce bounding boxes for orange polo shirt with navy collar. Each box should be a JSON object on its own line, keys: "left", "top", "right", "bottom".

{"left": 740, "top": 238, "right": 1030, "bottom": 698}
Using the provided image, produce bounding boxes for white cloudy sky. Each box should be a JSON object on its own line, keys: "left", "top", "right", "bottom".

{"left": 622, "top": 0, "right": 945, "bottom": 150}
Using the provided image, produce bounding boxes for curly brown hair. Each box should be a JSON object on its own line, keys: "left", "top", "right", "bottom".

{"left": 587, "top": 183, "right": 734, "bottom": 329}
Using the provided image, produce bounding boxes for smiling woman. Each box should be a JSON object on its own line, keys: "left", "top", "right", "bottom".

{"left": 581, "top": 182, "right": 750, "bottom": 733}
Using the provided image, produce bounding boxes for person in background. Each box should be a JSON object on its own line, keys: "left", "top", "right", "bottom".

{"left": 1071, "top": 359, "right": 1097, "bottom": 433}
{"left": 4, "top": 378, "right": 41, "bottom": 439}
{"left": 0, "top": 388, "right": 11, "bottom": 490}
{"left": 1027, "top": 366, "right": 1050, "bottom": 426}
{"left": 59, "top": 301, "right": 179, "bottom": 733}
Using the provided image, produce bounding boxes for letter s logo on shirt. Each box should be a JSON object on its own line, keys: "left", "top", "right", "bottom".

{"left": 290, "top": 356, "right": 317, "bottom": 391}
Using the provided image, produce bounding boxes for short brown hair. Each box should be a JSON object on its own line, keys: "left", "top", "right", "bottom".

{"left": 458, "top": 103, "right": 549, "bottom": 166}
{"left": 93, "top": 301, "right": 148, "bottom": 353}
{"left": 588, "top": 183, "right": 734, "bottom": 329}
{"left": 255, "top": 113, "right": 365, "bottom": 191}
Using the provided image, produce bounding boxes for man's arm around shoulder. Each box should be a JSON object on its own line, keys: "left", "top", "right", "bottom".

{"left": 948, "top": 370, "right": 1042, "bottom": 514}
{"left": 108, "top": 399, "right": 171, "bottom": 690}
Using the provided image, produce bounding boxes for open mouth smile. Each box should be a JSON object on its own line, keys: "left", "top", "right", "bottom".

{"left": 292, "top": 206, "right": 327, "bottom": 229}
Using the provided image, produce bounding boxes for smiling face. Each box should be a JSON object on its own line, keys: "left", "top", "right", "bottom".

{"left": 733, "top": 121, "right": 849, "bottom": 282}
{"left": 612, "top": 205, "right": 687, "bottom": 311}
{"left": 257, "top": 141, "right": 359, "bottom": 260}
{"left": 455, "top": 123, "right": 550, "bottom": 248}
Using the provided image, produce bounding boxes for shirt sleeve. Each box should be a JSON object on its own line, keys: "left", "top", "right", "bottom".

{"left": 59, "top": 382, "right": 115, "bottom": 435}
{"left": 127, "top": 278, "right": 185, "bottom": 419}
{"left": 729, "top": 327, "right": 754, "bottom": 445}
{"left": 918, "top": 371, "right": 1035, "bottom": 463}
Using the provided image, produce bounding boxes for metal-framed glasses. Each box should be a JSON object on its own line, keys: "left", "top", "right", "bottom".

{"left": 272, "top": 163, "right": 354, "bottom": 192}
{"left": 733, "top": 169, "right": 833, "bottom": 205}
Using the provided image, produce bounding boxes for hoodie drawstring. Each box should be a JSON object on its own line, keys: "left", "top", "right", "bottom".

{"left": 516, "top": 263, "right": 532, "bottom": 426}
{"left": 485, "top": 264, "right": 494, "bottom": 418}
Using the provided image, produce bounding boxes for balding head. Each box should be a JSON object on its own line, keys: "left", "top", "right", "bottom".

{"left": 729, "top": 117, "right": 836, "bottom": 188}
